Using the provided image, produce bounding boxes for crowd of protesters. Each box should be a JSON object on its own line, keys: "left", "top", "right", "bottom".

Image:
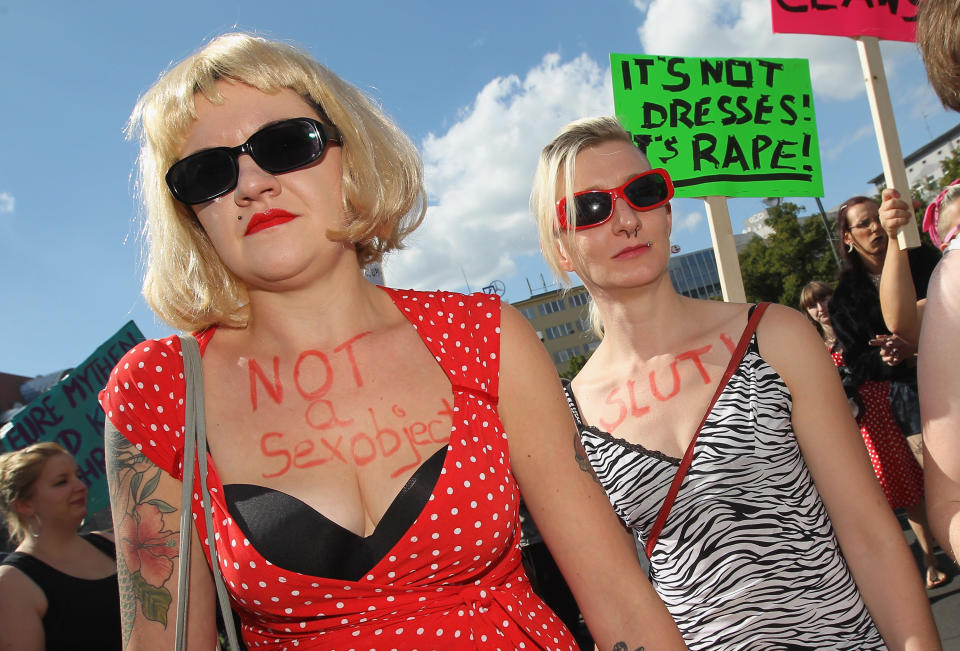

{"left": 0, "top": 0, "right": 958, "bottom": 649}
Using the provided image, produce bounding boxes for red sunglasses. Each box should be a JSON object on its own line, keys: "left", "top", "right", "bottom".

{"left": 556, "top": 168, "right": 674, "bottom": 231}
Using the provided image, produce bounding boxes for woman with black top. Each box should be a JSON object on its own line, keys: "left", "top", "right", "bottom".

{"left": 0, "top": 441, "right": 121, "bottom": 650}
{"left": 828, "top": 195, "right": 947, "bottom": 589}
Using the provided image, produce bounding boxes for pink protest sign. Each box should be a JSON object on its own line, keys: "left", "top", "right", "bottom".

{"left": 771, "top": 0, "right": 918, "bottom": 42}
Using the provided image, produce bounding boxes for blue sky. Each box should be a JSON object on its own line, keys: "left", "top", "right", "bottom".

{"left": 1, "top": 0, "right": 957, "bottom": 377}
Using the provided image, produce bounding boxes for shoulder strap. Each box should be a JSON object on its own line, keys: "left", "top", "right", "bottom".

{"left": 175, "top": 335, "right": 240, "bottom": 651}
{"left": 0, "top": 552, "right": 51, "bottom": 585}
{"left": 562, "top": 379, "right": 585, "bottom": 426}
{"left": 80, "top": 532, "right": 116, "bottom": 560}
{"left": 645, "top": 303, "right": 770, "bottom": 558}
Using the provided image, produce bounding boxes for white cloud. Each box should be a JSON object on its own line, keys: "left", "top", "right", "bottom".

{"left": 822, "top": 123, "right": 874, "bottom": 160}
{"left": 633, "top": 0, "right": 912, "bottom": 101}
{"left": 384, "top": 1, "right": 924, "bottom": 292}
{"left": 0, "top": 192, "right": 14, "bottom": 214}
{"left": 674, "top": 209, "right": 704, "bottom": 233}
{"left": 383, "top": 53, "right": 614, "bottom": 291}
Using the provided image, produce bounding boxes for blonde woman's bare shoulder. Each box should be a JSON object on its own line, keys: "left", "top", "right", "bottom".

{"left": 683, "top": 296, "right": 752, "bottom": 333}
{"left": 753, "top": 303, "right": 834, "bottom": 377}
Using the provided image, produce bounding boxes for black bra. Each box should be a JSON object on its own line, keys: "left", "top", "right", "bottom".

{"left": 224, "top": 446, "right": 447, "bottom": 581}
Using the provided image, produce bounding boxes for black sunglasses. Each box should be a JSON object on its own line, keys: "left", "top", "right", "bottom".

{"left": 556, "top": 169, "right": 674, "bottom": 230}
{"left": 165, "top": 117, "right": 341, "bottom": 205}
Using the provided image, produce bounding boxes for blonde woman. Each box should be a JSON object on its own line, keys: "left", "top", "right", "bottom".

{"left": 0, "top": 442, "right": 120, "bottom": 650}
{"left": 98, "top": 34, "right": 683, "bottom": 650}
{"left": 530, "top": 116, "right": 940, "bottom": 650}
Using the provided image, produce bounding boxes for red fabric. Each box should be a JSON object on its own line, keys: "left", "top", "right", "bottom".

{"left": 100, "top": 288, "right": 575, "bottom": 650}
{"left": 831, "top": 351, "right": 923, "bottom": 510}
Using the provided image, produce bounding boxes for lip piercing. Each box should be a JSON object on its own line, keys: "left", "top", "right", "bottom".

{"left": 646, "top": 241, "right": 653, "bottom": 247}
{"left": 671, "top": 244, "right": 681, "bottom": 254}
{"left": 238, "top": 215, "right": 243, "bottom": 220}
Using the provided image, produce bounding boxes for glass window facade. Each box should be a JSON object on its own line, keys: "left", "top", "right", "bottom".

{"left": 667, "top": 249, "right": 722, "bottom": 299}
{"left": 567, "top": 292, "right": 591, "bottom": 307}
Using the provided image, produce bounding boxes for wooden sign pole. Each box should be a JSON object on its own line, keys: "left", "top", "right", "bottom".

{"left": 856, "top": 36, "right": 921, "bottom": 249}
{"left": 703, "top": 196, "right": 747, "bottom": 302}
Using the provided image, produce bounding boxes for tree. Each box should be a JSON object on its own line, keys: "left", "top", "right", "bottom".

{"left": 937, "top": 146, "right": 960, "bottom": 187}
{"left": 738, "top": 202, "right": 838, "bottom": 307}
{"left": 560, "top": 353, "right": 590, "bottom": 380}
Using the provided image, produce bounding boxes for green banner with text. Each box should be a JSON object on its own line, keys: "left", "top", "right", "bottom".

{"left": 1, "top": 321, "right": 144, "bottom": 514}
{"left": 611, "top": 54, "right": 823, "bottom": 199}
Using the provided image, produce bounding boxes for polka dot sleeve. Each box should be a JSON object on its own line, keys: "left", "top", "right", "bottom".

{"left": 423, "top": 291, "right": 501, "bottom": 400}
{"left": 99, "top": 335, "right": 187, "bottom": 479}
{"left": 461, "top": 292, "right": 501, "bottom": 400}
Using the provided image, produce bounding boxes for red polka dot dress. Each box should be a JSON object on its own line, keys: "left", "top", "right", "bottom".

{"left": 100, "top": 288, "right": 576, "bottom": 651}
{"left": 830, "top": 349, "right": 923, "bottom": 509}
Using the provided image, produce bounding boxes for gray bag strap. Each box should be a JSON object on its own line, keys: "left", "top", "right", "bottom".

{"left": 175, "top": 335, "right": 241, "bottom": 651}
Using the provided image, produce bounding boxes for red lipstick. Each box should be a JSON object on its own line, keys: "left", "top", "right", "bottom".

{"left": 613, "top": 242, "right": 652, "bottom": 259}
{"left": 245, "top": 209, "right": 297, "bottom": 236}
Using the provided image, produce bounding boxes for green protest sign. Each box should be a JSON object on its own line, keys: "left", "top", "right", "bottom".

{"left": 1, "top": 321, "right": 144, "bottom": 513}
{"left": 611, "top": 54, "right": 823, "bottom": 198}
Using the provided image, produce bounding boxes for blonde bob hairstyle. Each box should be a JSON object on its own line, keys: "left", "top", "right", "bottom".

{"left": 530, "top": 116, "right": 640, "bottom": 337}
{"left": 0, "top": 442, "right": 70, "bottom": 544}
{"left": 128, "top": 32, "right": 427, "bottom": 332}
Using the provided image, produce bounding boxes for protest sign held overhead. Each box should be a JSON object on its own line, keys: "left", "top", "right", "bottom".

{"left": 0, "top": 321, "right": 144, "bottom": 513}
{"left": 611, "top": 54, "right": 823, "bottom": 199}
{"left": 771, "top": 0, "right": 918, "bottom": 42}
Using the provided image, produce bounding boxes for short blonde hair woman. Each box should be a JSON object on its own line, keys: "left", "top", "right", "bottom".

{"left": 531, "top": 116, "right": 940, "bottom": 649}
{"left": 101, "top": 34, "right": 686, "bottom": 650}
{"left": 131, "top": 32, "right": 426, "bottom": 332}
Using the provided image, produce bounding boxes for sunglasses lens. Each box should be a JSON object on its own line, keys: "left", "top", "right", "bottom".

{"left": 572, "top": 193, "right": 614, "bottom": 227}
{"left": 250, "top": 120, "right": 323, "bottom": 173}
{"left": 624, "top": 173, "right": 668, "bottom": 209}
{"left": 166, "top": 150, "right": 237, "bottom": 205}
{"left": 165, "top": 119, "right": 332, "bottom": 205}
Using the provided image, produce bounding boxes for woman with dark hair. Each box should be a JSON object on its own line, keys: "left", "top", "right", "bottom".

{"left": 828, "top": 195, "right": 946, "bottom": 589}
{"left": 800, "top": 280, "right": 837, "bottom": 348}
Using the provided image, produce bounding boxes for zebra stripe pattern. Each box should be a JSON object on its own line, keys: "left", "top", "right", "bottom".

{"left": 566, "top": 335, "right": 885, "bottom": 650}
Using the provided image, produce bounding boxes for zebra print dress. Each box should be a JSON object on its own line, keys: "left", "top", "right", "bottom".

{"left": 564, "top": 309, "right": 885, "bottom": 650}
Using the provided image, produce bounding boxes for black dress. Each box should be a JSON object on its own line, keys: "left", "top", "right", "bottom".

{"left": 829, "top": 244, "right": 940, "bottom": 390}
{"left": 1, "top": 532, "right": 121, "bottom": 651}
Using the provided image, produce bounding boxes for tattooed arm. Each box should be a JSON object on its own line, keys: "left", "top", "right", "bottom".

{"left": 499, "top": 305, "right": 686, "bottom": 650}
{"left": 104, "top": 423, "right": 218, "bottom": 650}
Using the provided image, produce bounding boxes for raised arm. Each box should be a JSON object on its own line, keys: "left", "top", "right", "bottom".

{"left": 920, "top": 258, "right": 960, "bottom": 561}
{"left": 104, "top": 424, "right": 218, "bottom": 650}
{"left": 878, "top": 188, "right": 923, "bottom": 344}
{"left": 759, "top": 305, "right": 939, "bottom": 650}
{"left": 497, "top": 304, "right": 686, "bottom": 651}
